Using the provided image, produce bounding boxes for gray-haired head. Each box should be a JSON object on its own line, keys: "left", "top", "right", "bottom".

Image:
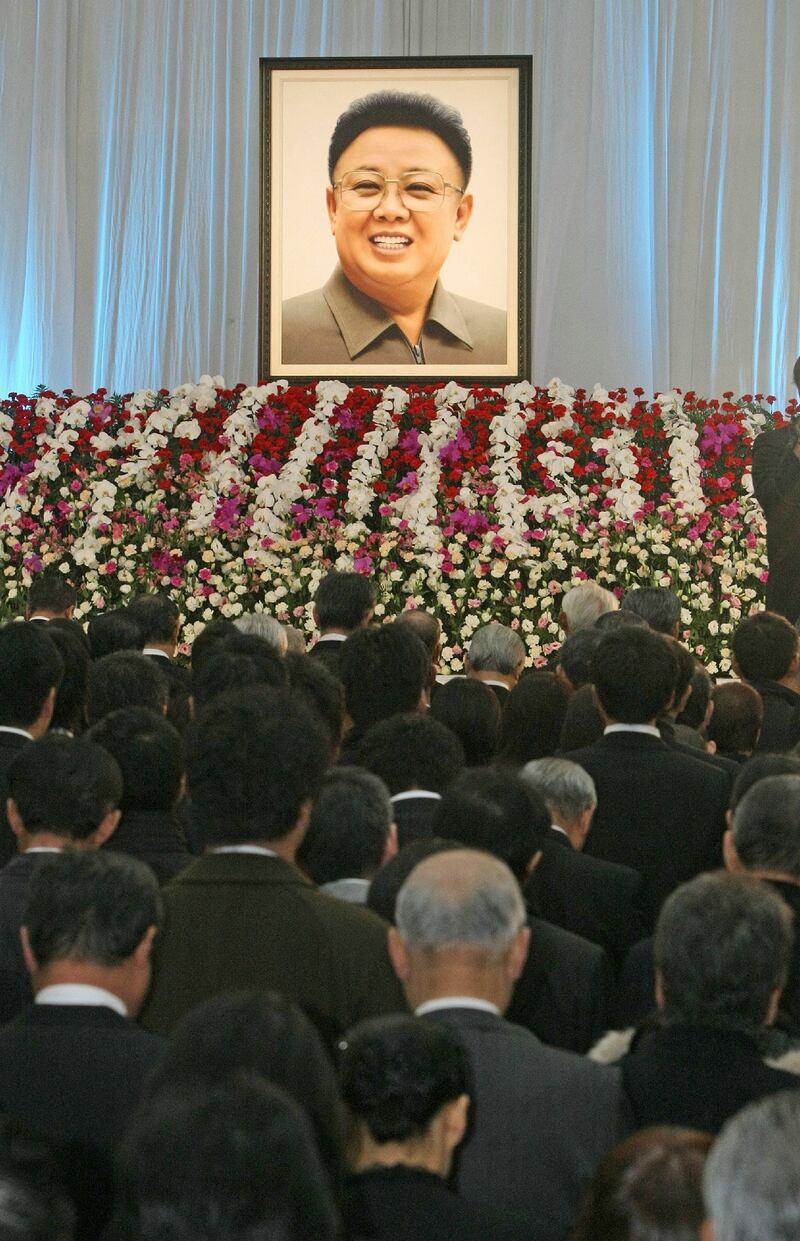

{"left": 519, "top": 757, "right": 597, "bottom": 821}
{"left": 467, "top": 623, "right": 525, "bottom": 676}
{"left": 561, "top": 582, "right": 618, "bottom": 633}
{"left": 704, "top": 1089, "right": 800, "bottom": 1241}
{"left": 395, "top": 849, "right": 526, "bottom": 954}
{"left": 619, "top": 586, "right": 682, "bottom": 636}
{"left": 655, "top": 871, "right": 793, "bottom": 1034}
{"left": 731, "top": 775, "right": 800, "bottom": 881}
{"left": 233, "top": 613, "right": 288, "bottom": 656}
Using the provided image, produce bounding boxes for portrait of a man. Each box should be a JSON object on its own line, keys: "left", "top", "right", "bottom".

{"left": 281, "top": 92, "right": 507, "bottom": 367}
{"left": 261, "top": 59, "right": 531, "bottom": 381}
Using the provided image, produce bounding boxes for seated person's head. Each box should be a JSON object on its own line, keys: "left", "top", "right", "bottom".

{"left": 432, "top": 767, "right": 549, "bottom": 883}
{"left": 556, "top": 627, "right": 603, "bottom": 693}
{"left": 394, "top": 609, "right": 442, "bottom": 666}
{"left": 191, "top": 631, "right": 288, "bottom": 710}
{"left": 89, "top": 707, "right": 184, "bottom": 816}
{"left": 703, "top": 1089, "right": 800, "bottom": 1241}
{"left": 44, "top": 627, "right": 89, "bottom": 736}
{"left": 559, "top": 682, "right": 605, "bottom": 749}
{"left": 187, "top": 687, "right": 330, "bottom": 848}
{"left": 591, "top": 628, "right": 677, "bottom": 725}
{"left": 26, "top": 572, "right": 76, "bottom": 621}
{"left": 233, "top": 612, "right": 288, "bottom": 655}
{"left": 125, "top": 593, "right": 180, "bottom": 649}
{"left": 619, "top": 586, "right": 683, "bottom": 637}
{"left": 429, "top": 677, "right": 501, "bottom": 767}
{"left": 22, "top": 851, "right": 162, "bottom": 1018}
{"left": 465, "top": 622, "right": 525, "bottom": 683}
{"left": 87, "top": 609, "right": 143, "bottom": 661}
{"left": 313, "top": 571, "right": 376, "bottom": 634}
{"left": 339, "top": 1014, "right": 470, "bottom": 1179}
{"left": 8, "top": 735, "right": 122, "bottom": 847}
{"left": 707, "top": 682, "right": 763, "bottom": 756}
{"left": 113, "top": 1077, "right": 339, "bottom": 1241}
{"left": 188, "top": 619, "right": 238, "bottom": 675}
{"left": 729, "top": 753, "right": 800, "bottom": 815}
{"left": 87, "top": 652, "right": 168, "bottom": 727}
{"left": 326, "top": 92, "right": 473, "bottom": 311}
{"left": 654, "top": 872, "right": 793, "bottom": 1035}
{"left": 593, "top": 608, "right": 650, "bottom": 633}
{"left": 520, "top": 756, "right": 597, "bottom": 847}
{"left": 676, "top": 660, "right": 714, "bottom": 731}
{"left": 727, "top": 774, "right": 800, "bottom": 882}
{"left": 357, "top": 712, "right": 464, "bottom": 797}
{"left": 340, "top": 624, "right": 430, "bottom": 734}
{"left": 573, "top": 1125, "right": 710, "bottom": 1241}
{"left": 496, "top": 671, "right": 569, "bottom": 767}
{"left": 731, "top": 611, "right": 799, "bottom": 684}
{"left": 560, "top": 581, "right": 618, "bottom": 634}
{"left": 298, "top": 767, "right": 395, "bottom": 886}
{"left": 0, "top": 623, "right": 63, "bottom": 736}
{"left": 146, "top": 989, "right": 347, "bottom": 1191}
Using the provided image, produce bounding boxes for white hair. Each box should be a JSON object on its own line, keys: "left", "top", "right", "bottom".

{"left": 467, "top": 622, "right": 525, "bottom": 675}
{"left": 396, "top": 850, "right": 526, "bottom": 953}
{"left": 233, "top": 613, "right": 288, "bottom": 655}
{"left": 561, "top": 582, "right": 618, "bottom": 632}
{"left": 520, "top": 757, "right": 596, "bottom": 820}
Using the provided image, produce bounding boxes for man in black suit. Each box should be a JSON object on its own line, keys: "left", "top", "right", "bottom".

{"left": 565, "top": 626, "right": 729, "bottom": 928}
{"left": 89, "top": 707, "right": 193, "bottom": 884}
{"left": 0, "top": 623, "right": 64, "bottom": 866}
{"left": 731, "top": 611, "right": 800, "bottom": 753}
{"left": 464, "top": 621, "right": 525, "bottom": 705}
{"left": 140, "top": 686, "right": 405, "bottom": 1037}
{"left": 339, "top": 623, "right": 431, "bottom": 760}
{"left": 309, "top": 570, "right": 376, "bottom": 674}
{"left": 358, "top": 713, "right": 465, "bottom": 848}
{"left": 0, "top": 735, "right": 122, "bottom": 1022}
{"left": 432, "top": 768, "right": 613, "bottom": 1052}
{"left": 0, "top": 851, "right": 165, "bottom": 1233}
{"left": 520, "top": 756, "right": 645, "bottom": 967}
{"left": 25, "top": 570, "right": 77, "bottom": 623}
{"left": 619, "top": 872, "right": 798, "bottom": 1134}
{"left": 126, "top": 592, "right": 191, "bottom": 731}
{"left": 389, "top": 849, "right": 628, "bottom": 1241}
{"left": 339, "top": 1013, "right": 530, "bottom": 1241}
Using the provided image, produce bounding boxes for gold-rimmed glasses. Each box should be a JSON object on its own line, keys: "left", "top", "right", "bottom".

{"left": 332, "top": 169, "right": 464, "bottom": 213}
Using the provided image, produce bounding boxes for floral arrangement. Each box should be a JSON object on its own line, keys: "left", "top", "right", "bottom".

{"left": 0, "top": 376, "right": 790, "bottom": 673}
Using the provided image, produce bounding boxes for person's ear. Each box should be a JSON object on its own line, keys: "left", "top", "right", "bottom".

{"left": 134, "top": 925, "right": 158, "bottom": 968}
{"left": 387, "top": 926, "right": 410, "bottom": 981}
{"left": 655, "top": 969, "right": 666, "bottom": 1011}
{"left": 524, "top": 849, "right": 542, "bottom": 879}
{"left": 7, "top": 799, "right": 25, "bottom": 842}
{"left": 699, "top": 1219, "right": 715, "bottom": 1241}
{"left": 382, "top": 822, "right": 398, "bottom": 865}
{"left": 723, "top": 828, "right": 742, "bottom": 873}
{"left": 19, "top": 926, "right": 38, "bottom": 978}
{"left": 442, "top": 1093, "right": 470, "bottom": 1151}
{"left": 506, "top": 925, "right": 530, "bottom": 982}
{"left": 765, "top": 986, "right": 782, "bottom": 1027}
{"left": 326, "top": 186, "right": 338, "bottom": 234}
{"left": 453, "top": 192, "right": 473, "bottom": 240}
{"left": 38, "top": 686, "right": 57, "bottom": 732}
{"left": 90, "top": 808, "right": 121, "bottom": 849}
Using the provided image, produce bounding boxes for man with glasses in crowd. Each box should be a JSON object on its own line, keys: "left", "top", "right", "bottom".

{"left": 281, "top": 91, "right": 508, "bottom": 365}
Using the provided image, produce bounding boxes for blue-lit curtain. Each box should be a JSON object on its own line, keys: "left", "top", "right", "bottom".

{"left": 2, "top": 0, "right": 800, "bottom": 398}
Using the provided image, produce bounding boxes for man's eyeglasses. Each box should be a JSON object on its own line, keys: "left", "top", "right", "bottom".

{"left": 332, "top": 169, "right": 464, "bottom": 213}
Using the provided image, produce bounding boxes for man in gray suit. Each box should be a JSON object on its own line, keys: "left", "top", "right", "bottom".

{"left": 388, "top": 850, "right": 628, "bottom": 1241}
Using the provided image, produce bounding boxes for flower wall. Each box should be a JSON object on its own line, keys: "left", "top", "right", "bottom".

{"left": 0, "top": 377, "right": 789, "bottom": 674}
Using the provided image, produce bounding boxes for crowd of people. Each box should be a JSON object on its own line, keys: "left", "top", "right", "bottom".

{"left": 2, "top": 568, "right": 800, "bottom": 1239}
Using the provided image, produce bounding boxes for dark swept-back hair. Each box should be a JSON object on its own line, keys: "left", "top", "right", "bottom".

{"left": 340, "top": 624, "right": 430, "bottom": 732}
{"left": 429, "top": 677, "right": 501, "bottom": 767}
{"left": 88, "top": 652, "right": 168, "bottom": 726}
{"left": 298, "top": 767, "right": 392, "bottom": 885}
{"left": 89, "top": 706, "right": 184, "bottom": 814}
{"left": 26, "top": 572, "right": 76, "bottom": 617}
{"left": 731, "top": 775, "right": 800, "bottom": 879}
{"left": 433, "top": 767, "right": 549, "bottom": 883}
{"left": 339, "top": 1014, "right": 469, "bottom": 1144}
{"left": 707, "top": 681, "right": 763, "bottom": 756}
{"left": 284, "top": 651, "right": 345, "bottom": 751}
{"left": 358, "top": 712, "right": 464, "bottom": 795}
{"left": 314, "top": 571, "right": 376, "bottom": 632}
{"left": 8, "top": 735, "right": 122, "bottom": 840}
{"left": 496, "top": 671, "right": 569, "bottom": 767}
{"left": 732, "top": 610, "right": 799, "bottom": 683}
{"left": 87, "top": 610, "right": 143, "bottom": 661}
{"left": 0, "top": 623, "right": 64, "bottom": 730}
{"left": 591, "top": 628, "right": 677, "bottom": 724}
{"left": 146, "top": 990, "right": 348, "bottom": 1194}
{"left": 187, "top": 687, "right": 330, "bottom": 846}
{"left": 619, "top": 586, "right": 682, "bottom": 635}
{"left": 24, "top": 851, "right": 162, "bottom": 969}
{"left": 191, "top": 632, "right": 288, "bottom": 710}
{"left": 125, "top": 593, "right": 180, "bottom": 645}
{"left": 328, "top": 91, "right": 473, "bottom": 186}
{"left": 572, "top": 1125, "right": 711, "bottom": 1241}
{"left": 113, "top": 1077, "right": 339, "bottom": 1241}
{"left": 654, "top": 871, "right": 793, "bottom": 1033}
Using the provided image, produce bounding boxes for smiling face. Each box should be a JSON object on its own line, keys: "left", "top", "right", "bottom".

{"left": 326, "top": 125, "right": 473, "bottom": 314}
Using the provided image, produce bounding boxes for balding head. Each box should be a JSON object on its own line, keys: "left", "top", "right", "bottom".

{"left": 389, "top": 850, "right": 529, "bottom": 1013}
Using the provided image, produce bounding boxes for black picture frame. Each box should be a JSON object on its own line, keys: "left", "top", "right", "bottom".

{"left": 259, "top": 55, "right": 532, "bottom": 383}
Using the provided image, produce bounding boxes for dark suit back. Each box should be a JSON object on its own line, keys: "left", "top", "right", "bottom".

{"left": 342, "top": 1166, "right": 531, "bottom": 1241}
{"left": 566, "top": 732, "right": 728, "bottom": 927}
{"left": 0, "top": 852, "right": 58, "bottom": 1023}
{"left": 0, "top": 732, "right": 30, "bottom": 866}
{"left": 139, "top": 852, "right": 405, "bottom": 1037}
{"left": 103, "top": 810, "right": 193, "bottom": 885}
{"left": 424, "top": 1007, "right": 628, "bottom": 1241}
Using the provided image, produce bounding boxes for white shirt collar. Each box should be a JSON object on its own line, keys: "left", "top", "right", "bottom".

{"left": 27, "top": 615, "right": 52, "bottom": 624}
{"left": 35, "top": 983, "right": 128, "bottom": 1017}
{"left": 390, "top": 790, "right": 442, "bottom": 803}
{"left": 0, "top": 726, "right": 33, "bottom": 741}
{"left": 550, "top": 823, "right": 570, "bottom": 838}
{"left": 142, "top": 647, "right": 170, "bottom": 659}
{"left": 480, "top": 678, "right": 510, "bottom": 690}
{"left": 415, "top": 997, "right": 501, "bottom": 1018}
{"left": 604, "top": 723, "right": 661, "bottom": 738}
{"left": 23, "top": 847, "right": 63, "bottom": 855}
{"left": 211, "top": 845, "right": 278, "bottom": 858}
{"left": 317, "top": 632, "right": 347, "bottom": 643}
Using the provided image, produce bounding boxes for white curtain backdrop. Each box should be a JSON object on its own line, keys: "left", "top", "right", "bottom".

{"left": 2, "top": 0, "right": 800, "bottom": 398}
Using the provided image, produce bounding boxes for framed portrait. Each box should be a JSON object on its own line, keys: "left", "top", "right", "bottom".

{"left": 260, "top": 56, "right": 532, "bottom": 383}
